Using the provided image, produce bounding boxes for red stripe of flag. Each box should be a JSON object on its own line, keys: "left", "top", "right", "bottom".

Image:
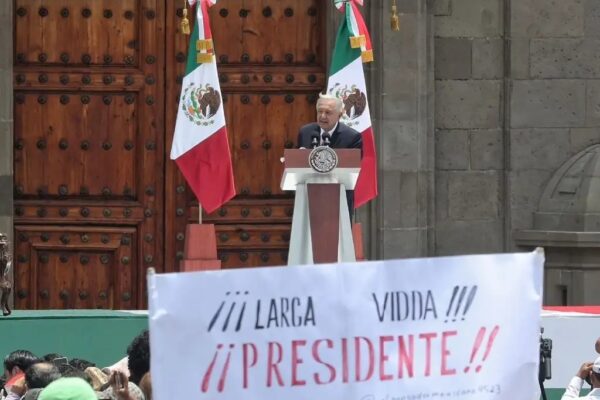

{"left": 200, "top": 0, "right": 212, "bottom": 39}
{"left": 354, "top": 127, "right": 377, "bottom": 208}
{"left": 175, "top": 126, "right": 235, "bottom": 214}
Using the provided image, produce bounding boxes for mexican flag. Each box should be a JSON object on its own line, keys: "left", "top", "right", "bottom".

{"left": 170, "top": 0, "right": 235, "bottom": 214}
{"left": 328, "top": 0, "right": 378, "bottom": 208}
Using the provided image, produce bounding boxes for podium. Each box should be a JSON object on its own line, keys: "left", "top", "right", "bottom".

{"left": 281, "top": 148, "right": 361, "bottom": 265}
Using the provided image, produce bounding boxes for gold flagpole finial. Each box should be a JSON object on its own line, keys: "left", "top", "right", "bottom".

{"left": 391, "top": 0, "right": 400, "bottom": 31}
{"left": 181, "top": 0, "right": 191, "bottom": 35}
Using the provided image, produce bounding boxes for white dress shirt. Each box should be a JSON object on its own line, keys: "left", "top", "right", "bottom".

{"left": 561, "top": 376, "right": 600, "bottom": 399}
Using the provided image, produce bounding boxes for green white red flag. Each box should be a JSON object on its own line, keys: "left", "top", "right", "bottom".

{"left": 170, "top": 0, "right": 235, "bottom": 214}
{"left": 329, "top": 0, "right": 377, "bottom": 208}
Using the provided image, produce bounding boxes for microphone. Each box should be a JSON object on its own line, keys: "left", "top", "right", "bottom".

{"left": 310, "top": 133, "right": 319, "bottom": 148}
{"left": 322, "top": 132, "right": 331, "bottom": 147}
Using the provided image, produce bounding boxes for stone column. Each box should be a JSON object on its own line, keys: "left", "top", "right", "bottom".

{"left": 0, "top": 2, "right": 13, "bottom": 245}
{"left": 360, "top": 0, "right": 435, "bottom": 259}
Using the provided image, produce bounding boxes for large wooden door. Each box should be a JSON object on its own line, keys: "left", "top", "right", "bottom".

{"left": 12, "top": 0, "right": 165, "bottom": 309}
{"left": 12, "top": 0, "right": 327, "bottom": 309}
{"left": 165, "top": 1, "right": 327, "bottom": 271}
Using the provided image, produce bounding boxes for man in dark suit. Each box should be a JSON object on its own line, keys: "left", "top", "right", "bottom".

{"left": 297, "top": 94, "right": 363, "bottom": 150}
{"left": 297, "top": 94, "right": 362, "bottom": 217}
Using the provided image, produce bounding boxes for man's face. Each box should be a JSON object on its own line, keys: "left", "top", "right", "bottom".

{"left": 316, "top": 99, "right": 342, "bottom": 132}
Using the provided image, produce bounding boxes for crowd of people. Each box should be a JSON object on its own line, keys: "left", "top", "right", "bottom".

{"left": 0, "top": 330, "right": 150, "bottom": 400}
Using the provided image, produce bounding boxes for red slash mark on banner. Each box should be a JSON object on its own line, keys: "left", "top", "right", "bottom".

{"left": 464, "top": 326, "right": 500, "bottom": 373}
{"left": 201, "top": 343, "right": 235, "bottom": 393}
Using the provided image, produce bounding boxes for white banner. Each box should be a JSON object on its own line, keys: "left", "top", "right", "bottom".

{"left": 148, "top": 250, "right": 544, "bottom": 400}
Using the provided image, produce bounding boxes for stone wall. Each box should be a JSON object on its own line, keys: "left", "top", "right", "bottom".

{"left": 508, "top": 0, "right": 600, "bottom": 248}
{"left": 430, "top": 0, "right": 600, "bottom": 255}
{"left": 0, "top": 1, "right": 13, "bottom": 246}
{"left": 433, "top": 0, "right": 505, "bottom": 255}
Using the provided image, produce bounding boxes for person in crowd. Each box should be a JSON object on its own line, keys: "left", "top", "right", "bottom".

{"left": 56, "top": 364, "right": 90, "bottom": 385}
{"left": 4, "top": 377, "right": 26, "bottom": 400}
{"left": 25, "top": 362, "right": 61, "bottom": 390}
{"left": 4, "top": 350, "right": 38, "bottom": 382}
{"left": 126, "top": 330, "right": 149, "bottom": 386}
{"left": 21, "top": 388, "right": 42, "bottom": 400}
{"left": 68, "top": 359, "right": 94, "bottom": 372}
{"left": 84, "top": 366, "right": 108, "bottom": 391}
{"left": 103, "top": 357, "right": 129, "bottom": 378}
{"left": 38, "top": 377, "right": 96, "bottom": 400}
{"left": 3, "top": 350, "right": 39, "bottom": 399}
{"left": 40, "top": 355, "right": 63, "bottom": 364}
{"left": 561, "top": 357, "right": 600, "bottom": 399}
{"left": 98, "top": 371, "right": 145, "bottom": 400}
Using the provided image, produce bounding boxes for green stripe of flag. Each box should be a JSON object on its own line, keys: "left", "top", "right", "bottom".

{"left": 185, "top": 23, "right": 200, "bottom": 75}
{"left": 329, "top": 15, "right": 362, "bottom": 76}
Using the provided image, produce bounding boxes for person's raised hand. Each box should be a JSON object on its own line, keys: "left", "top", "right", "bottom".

{"left": 10, "top": 376, "right": 26, "bottom": 397}
{"left": 577, "top": 362, "right": 593, "bottom": 379}
{"left": 109, "top": 371, "right": 131, "bottom": 400}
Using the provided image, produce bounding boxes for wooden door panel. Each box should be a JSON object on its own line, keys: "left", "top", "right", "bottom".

{"left": 14, "top": 226, "right": 136, "bottom": 309}
{"left": 209, "top": 1, "right": 322, "bottom": 65}
{"left": 218, "top": 68, "right": 325, "bottom": 89}
{"left": 226, "top": 94, "right": 269, "bottom": 197}
{"left": 15, "top": 0, "right": 138, "bottom": 67}
{"left": 203, "top": 200, "right": 293, "bottom": 268}
{"left": 13, "top": 0, "right": 164, "bottom": 309}
{"left": 14, "top": 93, "right": 137, "bottom": 198}
{"left": 214, "top": 225, "right": 291, "bottom": 249}
{"left": 202, "top": 199, "right": 294, "bottom": 224}
{"left": 226, "top": 93, "right": 321, "bottom": 197}
{"left": 13, "top": 200, "right": 145, "bottom": 225}
{"left": 218, "top": 250, "right": 289, "bottom": 269}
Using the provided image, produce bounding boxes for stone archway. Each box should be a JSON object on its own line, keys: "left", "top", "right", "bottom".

{"left": 515, "top": 144, "right": 600, "bottom": 305}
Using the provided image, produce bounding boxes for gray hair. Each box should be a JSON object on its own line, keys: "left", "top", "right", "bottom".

{"left": 317, "top": 93, "right": 344, "bottom": 113}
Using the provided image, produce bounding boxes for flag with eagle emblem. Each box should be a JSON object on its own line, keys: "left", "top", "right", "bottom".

{"left": 170, "top": 0, "right": 235, "bottom": 214}
{"left": 329, "top": 0, "right": 377, "bottom": 208}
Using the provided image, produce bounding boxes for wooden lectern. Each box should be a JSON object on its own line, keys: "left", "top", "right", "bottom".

{"left": 281, "top": 148, "right": 361, "bottom": 265}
